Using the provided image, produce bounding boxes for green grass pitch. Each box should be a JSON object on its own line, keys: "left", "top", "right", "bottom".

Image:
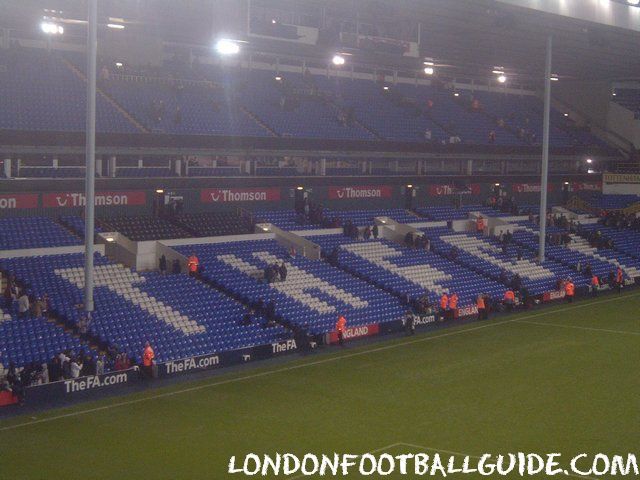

{"left": 0, "top": 291, "right": 638, "bottom": 479}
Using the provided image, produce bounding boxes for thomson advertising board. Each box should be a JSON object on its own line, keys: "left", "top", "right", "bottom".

{"left": 43, "top": 191, "right": 146, "bottom": 208}
{"left": 200, "top": 188, "right": 281, "bottom": 203}
{"left": 327, "top": 185, "right": 393, "bottom": 200}
{"left": 0, "top": 193, "right": 39, "bottom": 210}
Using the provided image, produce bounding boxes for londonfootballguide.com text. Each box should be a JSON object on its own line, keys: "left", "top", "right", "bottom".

{"left": 228, "top": 452, "right": 638, "bottom": 477}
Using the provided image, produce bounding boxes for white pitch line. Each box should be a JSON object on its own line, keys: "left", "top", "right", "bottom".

{"left": 513, "top": 319, "right": 640, "bottom": 336}
{"left": 0, "top": 292, "right": 638, "bottom": 433}
{"left": 398, "top": 442, "right": 599, "bottom": 480}
{"left": 288, "top": 443, "right": 403, "bottom": 480}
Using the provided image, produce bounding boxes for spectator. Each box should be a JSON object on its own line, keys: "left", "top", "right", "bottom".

{"left": 439, "top": 293, "right": 449, "bottom": 322}
{"left": 17, "top": 291, "right": 29, "bottom": 319}
{"left": 503, "top": 289, "right": 515, "bottom": 312}
{"left": 404, "top": 311, "right": 416, "bottom": 336}
{"left": 372, "top": 224, "right": 379, "bottom": 239}
{"left": 142, "top": 341, "right": 155, "bottom": 378}
{"left": 70, "top": 357, "right": 82, "bottom": 379}
{"left": 335, "top": 315, "right": 347, "bottom": 346}
{"left": 187, "top": 253, "right": 199, "bottom": 277}
{"left": 96, "top": 354, "right": 105, "bottom": 376}
{"left": 564, "top": 280, "right": 575, "bottom": 303}
{"left": 172, "top": 258, "right": 181, "bottom": 274}
{"left": 477, "top": 294, "right": 487, "bottom": 320}
{"left": 279, "top": 262, "right": 287, "bottom": 282}
{"left": 159, "top": 254, "right": 167, "bottom": 274}
{"left": 488, "top": 130, "right": 496, "bottom": 143}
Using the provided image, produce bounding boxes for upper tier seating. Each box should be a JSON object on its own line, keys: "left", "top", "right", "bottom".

{"left": 98, "top": 216, "right": 190, "bottom": 241}
{"left": 310, "top": 235, "right": 505, "bottom": 308}
{"left": 0, "top": 46, "right": 610, "bottom": 150}
{"left": 175, "top": 239, "right": 405, "bottom": 335}
{"left": 0, "top": 217, "right": 81, "bottom": 250}
{"left": 215, "top": 69, "right": 376, "bottom": 141}
{"left": 188, "top": 166, "right": 243, "bottom": 176}
{"left": 0, "top": 253, "right": 289, "bottom": 364}
{"left": 173, "top": 212, "right": 253, "bottom": 237}
{"left": 115, "top": 167, "right": 177, "bottom": 178}
{"left": 18, "top": 167, "right": 86, "bottom": 178}
{"left": 416, "top": 205, "right": 509, "bottom": 221}
{"left": 0, "top": 48, "right": 138, "bottom": 133}
{"left": 316, "top": 76, "right": 447, "bottom": 143}
{"left": 613, "top": 89, "right": 640, "bottom": 114}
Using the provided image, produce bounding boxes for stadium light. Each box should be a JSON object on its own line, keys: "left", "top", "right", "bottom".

{"left": 453, "top": 92, "right": 460, "bottom": 97}
{"left": 407, "top": 184, "right": 413, "bottom": 189}
{"left": 332, "top": 55, "right": 345, "bottom": 66}
{"left": 40, "top": 21, "right": 64, "bottom": 35}
{"left": 115, "top": 62, "right": 123, "bottom": 68}
{"left": 586, "top": 158, "right": 593, "bottom": 164}
{"left": 492, "top": 69, "right": 504, "bottom": 74}
{"left": 497, "top": 74, "right": 507, "bottom": 84}
{"left": 564, "top": 181, "right": 570, "bottom": 185}
{"left": 563, "top": 113, "right": 569, "bottom": 117}
{"left": 216, "top": 38, "right": 240, "bottom": 55}
{"left": 155, "top": 189, "right": 164, "bottom": 194}
{"left": 107, "top": 23, "right": 125, "bottom": 29}
{"left": 587, "top": 168, "right": 595, "bottom": 174}
{"left": 383, "top": 86, "right": 389, "bottom": 90}
{"left": 296, "top": 186, "right": 304, "bottom": 191}
{"left": 628, "top": 0, "right": 639, "bottom": 6}
{"left": 424, "top": 67, "right": 434, "bottom": 75}
{"left": 274, "top": 76, "right": 282, "bottom": 81}
{"left": 105, "top": 237, "right": 115, "bottom": 242}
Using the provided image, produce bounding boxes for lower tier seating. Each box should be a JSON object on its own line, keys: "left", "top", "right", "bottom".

{"left": 0, "top": 253, "right": 289, "bottom": 365}
{"left": 175, "top": 239, "right": 405, "bottom": 335}
{"left": 309, "top": 235, "right": 505, "bottom": 308}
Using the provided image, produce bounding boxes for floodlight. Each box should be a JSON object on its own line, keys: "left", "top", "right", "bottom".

{"left": 107, "top": 23, "right": 125, "bottom": 29}
{"left": 296, "top": 186, "right": 304, "bottom": 191}
{"left": 587, "top": 168, "right": 595, "bottom": 174}
{"left": 216, "top": 39, "right": 240, "bottom": 55}
{"left": 383, "top": 86, "right": 389, "bottom": 90}
{"left": 332, "top": 55, "right": 345, "bottom": 66}
{"left": 586, "top": 158, "right": 593, "bottom": 164}
{"left": 628, "top": 0, "right": 639, "bottom": 6}
{"left": 497, "top": 75, "right": 507, "bottom": 84}
{"left": 41, "top": 21, "right": 63, "bottom": 35}
{"left": 274, "top": 76, "right": 282, "bottom": 81}
{"left": 424, "top": 67, "right": 434, "bottom": 75}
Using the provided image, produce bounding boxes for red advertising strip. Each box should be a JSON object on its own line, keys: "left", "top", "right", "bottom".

{"left": 200, "top": 188, "right": 281, "bottom": 203}
{"left": 0, "top": 194, "right": 39, "bottom": 210}
{"left": 43, "top": 191, "right": 146, "bottom": 208}
{"left": 428, "top": 184, "right": 481, "bottom": 196}
{"left": 328, "top": 186, "right": 393, "bottom": 200}
{"left": 456, "top": 305, "right": 478, "bottom": 317}
{"left": 543, "top": 290, "right": 566, "bottom": 302}
{"left": 328, "top": 323, "right": 380, "bottom": 344}
{"left": 511, "top": 183, "right": 556, "bottom": 193}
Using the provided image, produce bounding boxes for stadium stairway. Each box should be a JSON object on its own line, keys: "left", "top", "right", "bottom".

{"left": 238, "top": 105, "right": 279, "bottom": 137}
{"left": 62, "top": 58, "right": 149, "bottom": 134}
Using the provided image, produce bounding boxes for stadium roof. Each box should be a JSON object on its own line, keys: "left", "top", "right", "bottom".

{"left": 1, "top": 0, "right": 639, "bottom": 83}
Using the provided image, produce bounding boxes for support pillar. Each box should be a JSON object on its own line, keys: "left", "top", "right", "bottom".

{"left": 538, "top": 35, "right": 553, "bottom": 263}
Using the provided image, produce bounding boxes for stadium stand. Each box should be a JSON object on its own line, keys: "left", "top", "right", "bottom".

{"left": 115, "top": 167, "right": 177, "bottom": 178}
{"left": 423, "top": 226, "right": 580, "bottom": 295}
{"left": 173, "top": 212, "right": 253, "bottom": 237}
{"left": 310, "top": 234, "right": 506, "bottom": 308}
{"left": 188, "top": 166, "right": 243, "bottom": 176}
{"left": 97, "top": 216, "right": 190, "bottom": 241}
{"left": 175, "top": 239, "right": 406, "bottom": 335}
{"left": 613, "top": 89, "right": 640, "bottom": 114}
{"left": 17, "top": 167, "right": 86, "bottom": 178}
{"left": 0, "top": 217, "right": 82, "bottom": 250}
{"left": 0, "top": 48, "right": 139, "bottom": 133}
{"left": 0, "top": 253, "right": 290, "bottom": 365}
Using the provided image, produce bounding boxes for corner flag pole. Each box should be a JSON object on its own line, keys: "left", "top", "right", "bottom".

{"left": 538, "top": 35, "right": 552, "bottom": 263}
{"left": 84, "top": 0, "right": 97, "bottom": 313}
